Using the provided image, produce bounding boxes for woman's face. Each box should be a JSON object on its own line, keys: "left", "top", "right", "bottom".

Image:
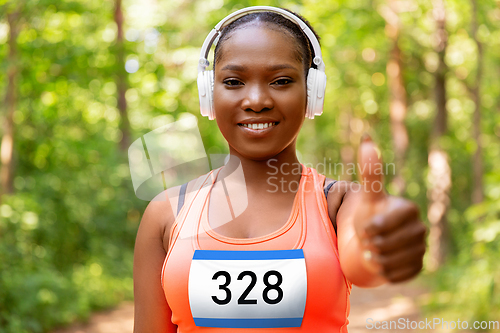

{"left": 213, "top": 25, "right": 307, "bottom": 161}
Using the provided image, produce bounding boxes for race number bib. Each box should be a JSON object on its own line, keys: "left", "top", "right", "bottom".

{"left": 188, "top": 249, "right": 307, "bottom": 328}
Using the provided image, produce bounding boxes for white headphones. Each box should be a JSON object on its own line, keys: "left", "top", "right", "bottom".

{"left": 197, "top": 6, "right": 327, "bottom": 120}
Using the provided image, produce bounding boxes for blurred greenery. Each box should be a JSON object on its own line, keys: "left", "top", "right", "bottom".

{"left": 0, "top": 0, "right": 499, "bottom": 332}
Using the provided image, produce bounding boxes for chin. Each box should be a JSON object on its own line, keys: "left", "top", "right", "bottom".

{"left": 232, "top": 145, "right": 283, "bottom": 162}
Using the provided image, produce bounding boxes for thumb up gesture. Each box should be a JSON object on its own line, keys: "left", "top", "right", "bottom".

{"left": 351, "top": 136, "right": 426, "bottom": 283}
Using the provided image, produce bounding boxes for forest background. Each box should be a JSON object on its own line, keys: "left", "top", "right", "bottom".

{"left": 1, "top": 0, "right": 499, "bottom": 332}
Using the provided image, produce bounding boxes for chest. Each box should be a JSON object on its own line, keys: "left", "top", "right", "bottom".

{"left": 207, "top": 183, "right": 298, "bottom": 239}
{"left": 163, "top": 229, "right": 349, "bottom": 331}
{"left": 162, "top": 169, "right": 350, "bottom": 331}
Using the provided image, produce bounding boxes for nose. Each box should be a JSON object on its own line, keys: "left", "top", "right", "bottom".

{"left": 240, "top": 83, "right": 273, "bottom": 112}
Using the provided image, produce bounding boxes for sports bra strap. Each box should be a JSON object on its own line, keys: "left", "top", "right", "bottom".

{"left": 324, "top": 180, "right": 336, "bottom": 199}
{"left": 324, "top": 180, "right": 337, "bottom": 234}
{"left": 177, "top": 182, "right": 188, "bottom": 215}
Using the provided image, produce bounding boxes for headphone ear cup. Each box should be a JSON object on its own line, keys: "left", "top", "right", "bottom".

{"left": 206, "top": 70, "right": 215, "bottom": 120}
{"left": 306, "top": 68, "right": 316, "bottom": 119}
{"left": 197, "top": 71, "right": 210, "bottom": 118}
{"left": 197, "top": 70, "right": 215, "bottom": 120}
{"left": 305, "top": 68, "right": 327, "bottom": 119}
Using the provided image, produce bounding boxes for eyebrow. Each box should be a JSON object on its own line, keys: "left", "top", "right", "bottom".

{"left": 220, "top": 64, "right": 299, "bottom": 72}
{"left": 221, "top": 64, "right": 247, "bottom": 71}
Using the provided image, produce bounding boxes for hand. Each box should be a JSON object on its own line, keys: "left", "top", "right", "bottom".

{"left": 354, "top": 135, "right": 427, "bottom": 283}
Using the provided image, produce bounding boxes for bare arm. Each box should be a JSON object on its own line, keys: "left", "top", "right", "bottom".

{"left": 133, "top": 189, "right": 179, "bottom": 333}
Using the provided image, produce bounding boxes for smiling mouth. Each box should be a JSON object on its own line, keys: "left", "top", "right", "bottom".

{"left": 238, "top": 122, "right": 279, "bottom": 130}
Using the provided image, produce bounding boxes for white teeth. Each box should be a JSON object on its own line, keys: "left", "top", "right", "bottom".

{"left": 241, "top": 122, "right": 276, "bottom": 129}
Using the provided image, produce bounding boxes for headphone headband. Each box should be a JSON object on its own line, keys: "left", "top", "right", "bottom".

{"left": 198, "top": 6, "right": 325, "bottom": 73}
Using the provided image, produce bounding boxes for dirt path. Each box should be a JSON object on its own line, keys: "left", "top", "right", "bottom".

{"left": 348, "top": 281, "right": 429, "bottom": 333}
{"left": 51, "top": 302, "right": 134, "bottom": 333}
{"left": 52, "top": 280, "right": 428, "bottom": 333}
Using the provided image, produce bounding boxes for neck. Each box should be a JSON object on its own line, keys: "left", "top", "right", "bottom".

{"left": 217, "top": 144, "right": 303, "bottom": 194}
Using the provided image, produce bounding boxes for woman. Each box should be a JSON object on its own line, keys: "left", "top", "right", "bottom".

{"left": 133, "top": 7, "right": 426, "bottom": 332}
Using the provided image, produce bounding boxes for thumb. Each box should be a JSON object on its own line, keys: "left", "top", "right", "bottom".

{"left": 358, "top": 134, "right": 385, "bottom": 203}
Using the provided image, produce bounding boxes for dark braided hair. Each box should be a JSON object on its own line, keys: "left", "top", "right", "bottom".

{"left": 213, "top": 9, "right": 321, "bottom": 75}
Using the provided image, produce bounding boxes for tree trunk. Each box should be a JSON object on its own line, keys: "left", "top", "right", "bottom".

{"left": 427, "top": 0, "right": 451, "bottom": 272}
{"left": 115, "top": 0, "right": 131, "bottom": 151}
{"left": 0, "top": 11, "right": 20, "bottom": 203}
{"left": 470, "top": 0, "right": 484, "bottom": 204}
{"left": 339, "top": 107, "right": 355, "bottom": 182}
{"left": 383, "top": 0, "right": 409, "bottom": 196}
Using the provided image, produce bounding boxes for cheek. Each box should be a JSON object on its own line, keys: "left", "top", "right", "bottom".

{"left": 212, "top": 87, "right": 235, "bottom": 137}
{"left": 212, "top": 87, "right": 226, "bottom": 119}
{"left": 212, "top": 84, "right": 236, "bottom": 115}
{"left": 280, "top": 85, "right": 308, "bottom": 111}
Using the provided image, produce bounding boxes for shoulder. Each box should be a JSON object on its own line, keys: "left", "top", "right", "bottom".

{"left": 137, "top": 191, "right": 175, "bottom": 254}
{"left": 323, "top": 177, "right": 361, "bottom": 229}
{"left": 139, "top": 175, "right": 204, "bottom": 253}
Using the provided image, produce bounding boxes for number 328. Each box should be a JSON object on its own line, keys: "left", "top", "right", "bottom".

{"left": 212, "top": 270, "right": 283, "bottom": 305}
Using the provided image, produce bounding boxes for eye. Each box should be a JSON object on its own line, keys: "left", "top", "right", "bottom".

{"left": 223, "top": 79, "right": 243, "bottom": 86}
{"left": 271, "top": 78, "right": 293, "bottom": 86}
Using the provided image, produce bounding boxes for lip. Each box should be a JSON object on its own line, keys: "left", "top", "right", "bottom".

{"left": 237, "top": 117, "right": 280, "bottom": 125}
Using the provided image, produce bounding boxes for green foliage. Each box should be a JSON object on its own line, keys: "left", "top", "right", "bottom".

{"left": 424, "top": 171, "right": 500, "bottom": 326}
{"left": 422, "top": 188, "right": 500, "bottom": 327}
{"left": 0, "top": 0, "right": 141, "bottom": 331}
{"left": 0, "top": 153, "right": 138, "bottom": 332}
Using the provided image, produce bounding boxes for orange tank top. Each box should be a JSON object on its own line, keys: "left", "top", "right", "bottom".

{"left": 162, "top": 165, "right": 352, "bottom": 332}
